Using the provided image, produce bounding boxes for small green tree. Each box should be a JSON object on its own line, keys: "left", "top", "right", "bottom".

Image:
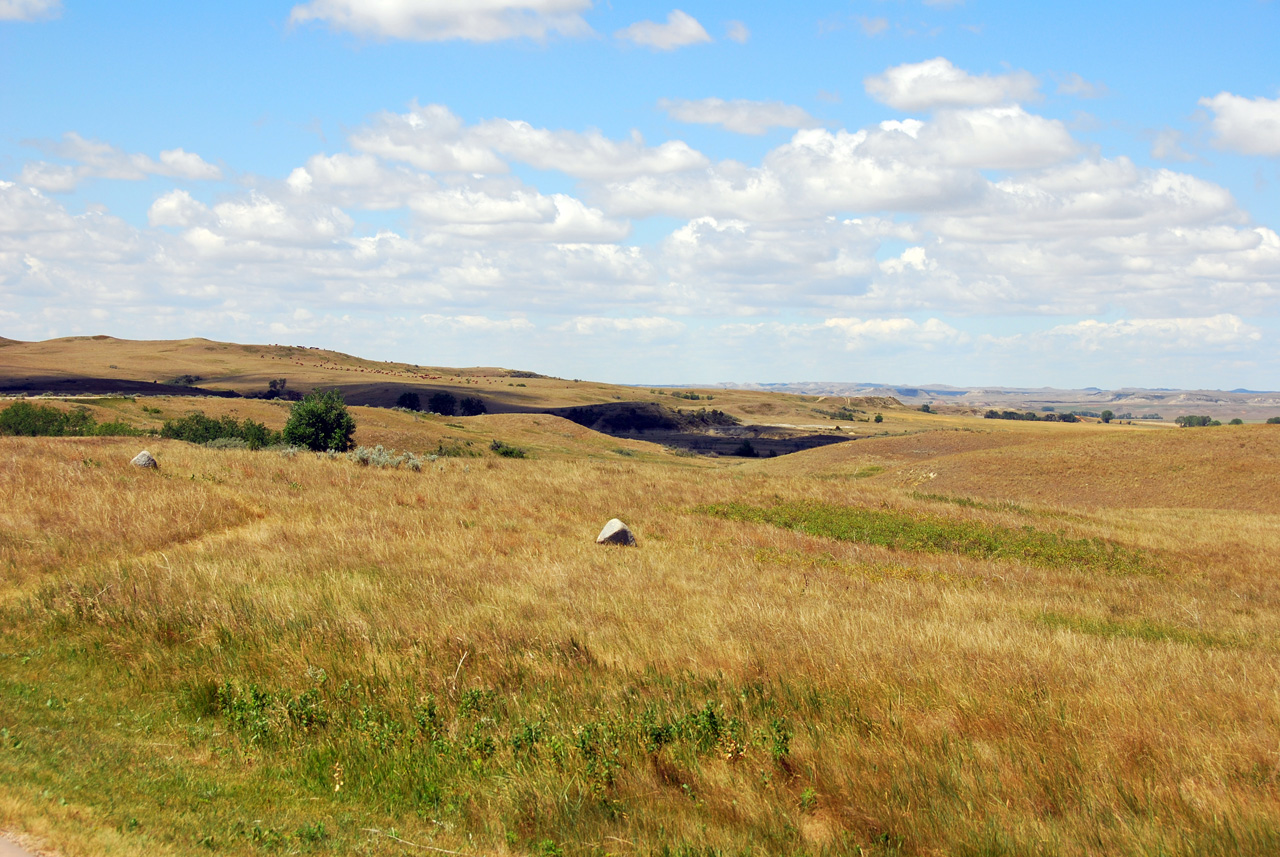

{"left": 396, "top": 391, "right": 421, "bottom": 411}
{"left": 1100, "top": 410, "right": 1114, "bottom": 424}
{"left": 919, "top": 404, "right": 932, "bottom": 413}
{"left": 1229, "top": 418, "right": 1244, "bottom": 425}
{"left": 459, "top": 396, "right": 487, "bottom": 416}
{"left": 283, "top": 389, "right": 356, "bottom": 451}
{"left": 873, "top": 413, "right": 883, "bottom": 423}
{"left": 1268, "top": 416, "right": 1280, "bottom": 425}
{"left": 427, "top": 392, "right": 457, "bottom": 415}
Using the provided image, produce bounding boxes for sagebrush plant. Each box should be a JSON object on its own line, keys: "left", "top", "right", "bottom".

{"left": 1, "top": 421, "right": 1279, "bottom": 857}
{"left": 346, "top": 445, "right": 426, "bottom": 471}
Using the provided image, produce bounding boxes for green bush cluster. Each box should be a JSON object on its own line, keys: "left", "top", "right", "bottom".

{"left": 161, "top": 412, "right": 282, "bottom": 449}
{"left": 490, "top": 439, "right": 528, "bottom": 458}
{"left": 813, "top": 406, "right": 863, "bottom": 421}
{"left": 0, "top": 400, "right": 146, "bottom": 437}
{"left": 427, "top": 392, "right": 487, "bottom": 416}
{"left": 1174, "top": 415, "right": 1221, "bottom": 427}
{"left": 984, "top": 410, "right": 1078, "bottom": 423}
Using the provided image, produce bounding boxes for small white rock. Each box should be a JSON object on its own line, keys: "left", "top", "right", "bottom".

{"left": 130, "top": 450, "right": 158, "bottom": 469}
{"left": 596, "top": 518, "right": 636, "bottom": 546}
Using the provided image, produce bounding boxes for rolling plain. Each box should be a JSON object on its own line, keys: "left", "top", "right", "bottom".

{"left": 2, "top": 337, "right": 1279, "bottom": 856}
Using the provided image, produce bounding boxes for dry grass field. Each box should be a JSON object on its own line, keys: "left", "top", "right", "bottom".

{"left": 2, "top": 357, "right": 1279, "bottom": 855}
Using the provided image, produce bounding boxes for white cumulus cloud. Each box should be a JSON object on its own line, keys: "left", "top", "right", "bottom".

{"left": 348, "top": 103, "right": 708, "bottom": 180}
{"left": 1046, "top": 315, "right": 1261, "bottom": 351}
{"left": 288, "top": 0, "right": 594, "bottom": 42}
{"left": 865, "top": 57, "right": 1040, "bottom": 111}
{"left": 1057, "top": 73, "right": 1108, "bottom": 99}
{"left": 615, "top": 9, "right": 711, "bottom": 50}
{"left": 659, "top": 98, "right": 820, "bottom": 136}
{"left": 556, "top": 316, "right": 685, "bottom": 338}
{"left": 0, "top": 0, "right": 60, "bottom": 21}
{"left": 148, "top": 190, "right": 212, "bottom": 228}
{"left": 823, "top": 317, "right": 967, "bottom": 348}
{"left": 475, "top": 120, "right": 707, "bottom": 178}
{"left": 1199, "top": 92, "right": 1280, "bottom": 156}
{"left": 19, "top": 133, "right": 222, "bottom": 190}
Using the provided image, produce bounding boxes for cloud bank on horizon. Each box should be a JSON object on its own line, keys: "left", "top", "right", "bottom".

{"left": 2, "top": 0, "right": 1278, "bottom": 388}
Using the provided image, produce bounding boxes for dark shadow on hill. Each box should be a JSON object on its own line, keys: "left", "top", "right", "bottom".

{"left": 545, "top": 401, "right": 855, "bottom": 457}
{"left": 0, "top": 376, "right": 241, "bottom": 398}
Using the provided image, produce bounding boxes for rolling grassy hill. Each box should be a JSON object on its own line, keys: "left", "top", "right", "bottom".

{"left": 2, "top": 337, "right": 1278, "bottom": 856}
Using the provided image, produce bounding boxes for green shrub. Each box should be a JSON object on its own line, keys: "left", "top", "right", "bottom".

{"left": 396, "top": 392, "right": 421, "bottom": 411}
{"left": 490, "top": 439, "right": 527, "bottom": 458}
{"left": 162, "top": 412, "right": 281, "bottom": 449}
{"left": 427, "top": 392, "right": 457, "bottom": 415}
{"left": 283, "top": 390, "right": 356, "bottom": 452}
{"left": 1229, "top": 418, "right": 1244, "bottom": 425}
{"left": 1, "top": 400, "right": 72, "bottom": 436}
{"left": 95, "top": 420, "right": 146, "bottom": 437}
{"left": 434, "top": 439, "right": 480, "bottom": 457}
{"left": 1268, "top": 417, "right": 1280, "bottom": 425}
{"left": 0, "top": 401, "right": 110, "bottom": 436}
{"left": 459, "top": 396, "right": 487, "bottom": 416}
{"left": 205, "top": 437, "right": 249, "bottom": 450}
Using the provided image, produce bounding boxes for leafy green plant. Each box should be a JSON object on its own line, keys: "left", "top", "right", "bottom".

{"left": 434, "top": 439, "right": 481, "bottom": 457}
{"left": 0, "top": 401, "right": 146, "bottom": 437}
{"left": 283, "top": 389, "right": 356, "bottom": 452}
{"left": 490, "top": 439, "right": 528, "bottom": 458}
{"left": 162, "top": 412, "right": 281, "bottom": 449}
{"left": 427, "top": 392, "right": 457, "bottom": 415}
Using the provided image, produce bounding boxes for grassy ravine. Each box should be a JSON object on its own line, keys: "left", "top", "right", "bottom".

{"left": 3, "top": 428, "right": 1280, "bottom": 857}
{"left": 698, "top": 501, "right": 1158, "bottom": 575}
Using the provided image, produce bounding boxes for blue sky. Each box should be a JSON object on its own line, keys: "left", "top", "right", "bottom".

{"left": 2, "top": 1, "right": 1278, "bottom": 388}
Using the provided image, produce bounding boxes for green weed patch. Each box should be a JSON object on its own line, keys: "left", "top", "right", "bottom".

{"left": 1033, "top": 611, "right": 1246, "bottom": 648}
{"left": 699, "top": 500, "right": 1159, "bottom": 574}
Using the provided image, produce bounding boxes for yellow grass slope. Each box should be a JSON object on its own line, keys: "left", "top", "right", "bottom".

{"left": 2, "top": 412, "right": 1279, "bottom": 856}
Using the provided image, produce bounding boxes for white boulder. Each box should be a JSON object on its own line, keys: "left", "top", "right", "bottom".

{"left": 596, "top": 518, "right": 636, "bottom": 546}
{"left": 130, "top": 450, "right": 158, "bottom": 469}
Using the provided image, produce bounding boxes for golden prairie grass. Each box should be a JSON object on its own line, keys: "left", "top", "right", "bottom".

{"left": 1, "top": 418, "right": 1279, "bottom": 856}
